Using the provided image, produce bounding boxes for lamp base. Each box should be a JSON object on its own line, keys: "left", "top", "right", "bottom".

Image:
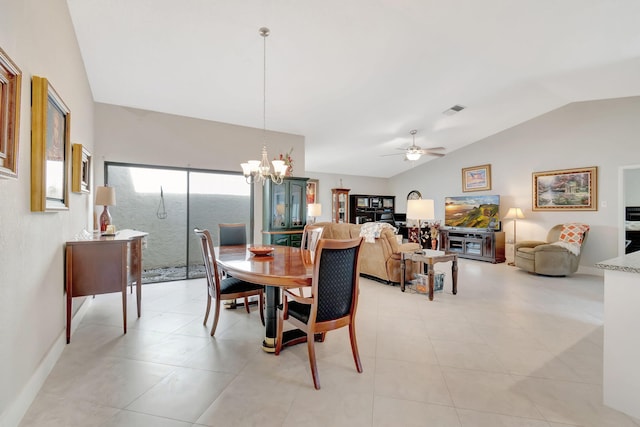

{"left": 100, "top": 206, "right": 112, "bottom": 233}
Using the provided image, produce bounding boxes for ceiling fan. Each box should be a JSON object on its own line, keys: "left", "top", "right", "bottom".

{"left": 382, "top": 130, "right": 445, "bottom": 161}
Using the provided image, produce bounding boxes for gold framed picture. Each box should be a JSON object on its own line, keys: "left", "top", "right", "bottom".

{"left": 0, "top": 46, "right": 22, "bottom": 179}
{"left": 31, "top": 76, "right": 71, "bottom": 211}
{"left": 462, "top": 164, "right": 491, "bottom": 192}
{"left": 532, "top": 166, "right": 597, "bottom": 211}
{"left": 72, "top": 144, "right": 91, "bottom": 193}
{"left": 306, "top": 179, "right": 318, "bottom": 204}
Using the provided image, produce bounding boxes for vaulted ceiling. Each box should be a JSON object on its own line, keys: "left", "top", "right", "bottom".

{"left": 67, "top": 0, "right": 640, "bottom": 177}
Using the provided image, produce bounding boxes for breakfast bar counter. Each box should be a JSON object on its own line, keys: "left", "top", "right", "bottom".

{"left": 596, "top": 250, "right": 640, "bottom": 419}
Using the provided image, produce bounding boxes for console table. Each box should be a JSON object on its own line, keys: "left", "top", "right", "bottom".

{"left": 400, "top": 249, "right": 458, "bottom": 301}
{"left": 65, "top": 229, "right": 147, "bottom": 343}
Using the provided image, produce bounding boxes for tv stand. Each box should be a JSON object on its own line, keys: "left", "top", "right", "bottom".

{"left": 440, "top": 228, "right": 505, "bottom": 263}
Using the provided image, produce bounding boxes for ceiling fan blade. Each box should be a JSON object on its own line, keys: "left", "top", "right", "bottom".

{"left": 422, "top": 146, "right": 445, "bottom": 151}
{"left": 380, "top": 152, "right": 405, "bottom": 157}
{"left": 423, "top": 151, "right": 445, "bottom": 157}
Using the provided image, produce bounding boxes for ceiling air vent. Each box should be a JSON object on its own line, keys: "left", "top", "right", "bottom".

{"left": 442, "top": 104, "right": 466, "bottom": 116}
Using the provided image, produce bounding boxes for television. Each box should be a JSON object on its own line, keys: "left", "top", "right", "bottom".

{"left": 444, "top": 195, "right": 500, "bottom": 230}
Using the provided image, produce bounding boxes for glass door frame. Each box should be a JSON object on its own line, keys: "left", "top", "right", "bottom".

{"left": 105, "top": 161, "right": 255, "bottom": 280}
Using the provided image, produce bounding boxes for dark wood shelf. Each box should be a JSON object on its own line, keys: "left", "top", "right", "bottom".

{"left": 440, "top": 228, "right": 505, "bottom": 263}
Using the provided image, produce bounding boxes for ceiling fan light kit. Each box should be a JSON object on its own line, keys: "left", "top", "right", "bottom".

{"left": 383, "top": 129, "right": 445, "bottom": 161}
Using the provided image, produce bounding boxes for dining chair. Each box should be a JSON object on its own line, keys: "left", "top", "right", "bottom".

{"left": 275, "top": 237, "right": 364, "bottom": 389}
{"left": 194, "top": 228, "right": 264, "bottom": 336}
{"left": 218, "top": 223, "right": 247, "bottom": 246}
{"left": 300, "top": 224, "right": 324, "bottom": 253}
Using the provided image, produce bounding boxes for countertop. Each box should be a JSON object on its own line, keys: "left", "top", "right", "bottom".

{"left": 595, "top": 250, "right": 640, "bottom": 273}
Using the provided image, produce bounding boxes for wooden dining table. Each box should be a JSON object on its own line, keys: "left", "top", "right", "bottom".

{"left": 215, "top": 244, "right": 314, "bottom": 352}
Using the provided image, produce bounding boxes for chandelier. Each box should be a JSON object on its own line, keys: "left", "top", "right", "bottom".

{"left": 241, "top": 27, "right": 288, "bottom": 185}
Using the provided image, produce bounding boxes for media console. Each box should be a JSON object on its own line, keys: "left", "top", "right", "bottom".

{"left": 440, "top": 228, "right": 505, "bottom": 263}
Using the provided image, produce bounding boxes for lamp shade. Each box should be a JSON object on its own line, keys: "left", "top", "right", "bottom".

{"left": 95, "top": 186, "right": 116, "bottom": 206}
{"left": 407, "top": 199, "right": 435, "bottom": 220}
{"left": 504, "top": 207, "right": 525, "bottom": 219}
{"left": 308, "top": 203, "right": 322, "bottom": 217}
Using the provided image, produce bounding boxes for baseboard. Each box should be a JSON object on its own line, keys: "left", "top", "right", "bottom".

{"left": 579, "top": 265, "right": 604, "bottom": 277}
{"left": 0, "top": 297, "right": 92, "bottom": 427}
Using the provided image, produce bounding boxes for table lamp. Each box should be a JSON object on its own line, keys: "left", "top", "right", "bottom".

{"left": 504, "top": 207, "right": 525, "bottom": 265}
{"left": 406, "top": 199, "right": 435, "bottom": 248}
{"left": 308, "top": 203, "right": 322, "bottom": 224}
{"left": 95, "top": 186, "right": 116, "bottom": 233}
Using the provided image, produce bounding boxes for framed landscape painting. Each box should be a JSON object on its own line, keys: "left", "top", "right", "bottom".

{"left": 31, "top": 76, "right": 71, "bottom": 211}
{"left": 462, "top": 164, "right": 491, "bottom": 192}
{"left": 532, "top": 166, "right": 597, "bottom": 211}
{"left": 0, "top": 47, "right": 22, "bottom": 179}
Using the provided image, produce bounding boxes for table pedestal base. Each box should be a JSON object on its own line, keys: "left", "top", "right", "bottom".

{"left": 262, "top": 330, "right": 325, "bottom": 353}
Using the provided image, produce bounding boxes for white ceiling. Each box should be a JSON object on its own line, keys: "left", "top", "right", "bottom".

{"left": 66, "top": 0, "right": 640, "bottom": 178}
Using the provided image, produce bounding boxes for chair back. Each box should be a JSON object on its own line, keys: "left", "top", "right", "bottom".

{"left": 301, "top": 224, "right": 324, "bottom": 252}
{"left": 219, "top": 223, "right": 247, "bottom": 246}
{"left": 194, "top": 228, "right": 221, "bottom": 299}
{"left": 311, "top": 237, "right": 363, "bottom": 323}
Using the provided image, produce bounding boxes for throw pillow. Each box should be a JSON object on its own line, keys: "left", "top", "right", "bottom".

{"left": 558, "top": 223, "right": 590, "bottom": 245}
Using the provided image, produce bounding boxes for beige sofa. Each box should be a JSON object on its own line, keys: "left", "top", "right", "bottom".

{"left": 313, "top": 222, "right": 421, "bottom": 283}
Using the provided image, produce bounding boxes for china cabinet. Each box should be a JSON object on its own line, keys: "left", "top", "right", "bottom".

{"left": 331, "top": 188, "right": 350, "bottom": 223}
{"left": 263, "top": 177, "right": 308, "bottom": 246}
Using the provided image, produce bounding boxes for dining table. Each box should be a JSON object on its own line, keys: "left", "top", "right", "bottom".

{"left": 215, "top": 244, "right": 314, "bottom": 352}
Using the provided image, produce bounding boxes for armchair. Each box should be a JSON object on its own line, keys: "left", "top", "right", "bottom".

{"left": 515, "top": 223, "right": 589, "bottom": 276}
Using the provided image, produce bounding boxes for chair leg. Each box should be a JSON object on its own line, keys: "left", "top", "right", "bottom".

{"left": 210, "top": 299, "right": 221, "bottom": 336}
{"left": 258, "top": 291, "right": 265, "bottom": 326}
{"left": 307, "top": 333, "right": 321, "bottom": 389}
{"left": 203, "top": 295, "right": 212, "bottom": 326}
{"left": 275, "top": 306, "right": 284, "bottom": 355}
{"left": 244, "top": 297, "right": 250, "bottom": 314}
{"left": 348, "top": 323, "right": 363, "bottom": 373}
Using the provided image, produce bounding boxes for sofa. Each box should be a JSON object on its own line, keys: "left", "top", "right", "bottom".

{"left": 515, "top": 223, "right": 589, "bottom": 276}
{"left": 313, "top": 222, "right": 421, "bottom": 283}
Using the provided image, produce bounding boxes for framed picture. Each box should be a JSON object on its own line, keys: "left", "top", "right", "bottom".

{"left": 357, "top": 197, "right": 368, "bottom": 208}
{"left": 72, "top": 144, "right": 91, "bottom": 193}
{"left": 306, "top": 179, "right": 318, "bottom": 204}
{"left": 31, "top": 76, "right": 71, "bottom": 211}
{"left": 462, "top": 164, "right": 491, "bottom": 192}
{"left": 0, "top": 46, "right": 22, "bottom": 179}
{"left": 532, "top": 166, "right": 597, "bottom": 211}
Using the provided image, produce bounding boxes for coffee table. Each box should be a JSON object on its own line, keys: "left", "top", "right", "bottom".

{"left": 400, "top": 249, "right": 458, "bottom": 301}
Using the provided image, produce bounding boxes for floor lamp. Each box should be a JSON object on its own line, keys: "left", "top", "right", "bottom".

{"left": 504, "top": 207, "right": 525, "bottom": 266}
{"left": 407, "top": 199, "right": 435, "bottom": 249}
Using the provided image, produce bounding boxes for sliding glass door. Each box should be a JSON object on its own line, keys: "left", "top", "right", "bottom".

{"left": 106, "top": 162, "right": 252, "bottom": 283}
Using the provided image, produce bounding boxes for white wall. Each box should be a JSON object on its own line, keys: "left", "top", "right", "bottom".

{"left": 93, "top": 103, "right": 305, "bottom": 239}
{"left": 389, "top": 96, "right": 640, "bottom": 269}
{"left": 0, "top": 0, "right": 94, "bottom": 425}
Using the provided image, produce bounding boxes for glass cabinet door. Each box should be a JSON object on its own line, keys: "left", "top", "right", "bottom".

{"left": 289, "top": 180, "right": 305, "bottom": 227}
{"left": 272, "top": 182, "right": 287, "bottom": 229}
{"left": 338, "top": 193, "right": 347, "bottom": 222}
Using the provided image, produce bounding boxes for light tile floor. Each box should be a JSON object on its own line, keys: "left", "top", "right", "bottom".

{"left": 19, "top": 260, "right": 640, "bottom": 427}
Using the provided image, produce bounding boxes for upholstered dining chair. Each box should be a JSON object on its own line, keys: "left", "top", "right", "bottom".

{"left": 300, "top": 224, "right": 324, "bottom": 255}
{"left": 275, "top": 237, "right": 364, "bottom": 389}
{"left": 194, "top": 228, "right": 264, "bottom": 336}
{"left": 218, "top": 223, "right": 247, "bottom": 246}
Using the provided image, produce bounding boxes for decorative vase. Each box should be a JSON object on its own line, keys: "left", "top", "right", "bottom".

{"left": 431, "top": 239, "right": 437, "bottom": 250}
